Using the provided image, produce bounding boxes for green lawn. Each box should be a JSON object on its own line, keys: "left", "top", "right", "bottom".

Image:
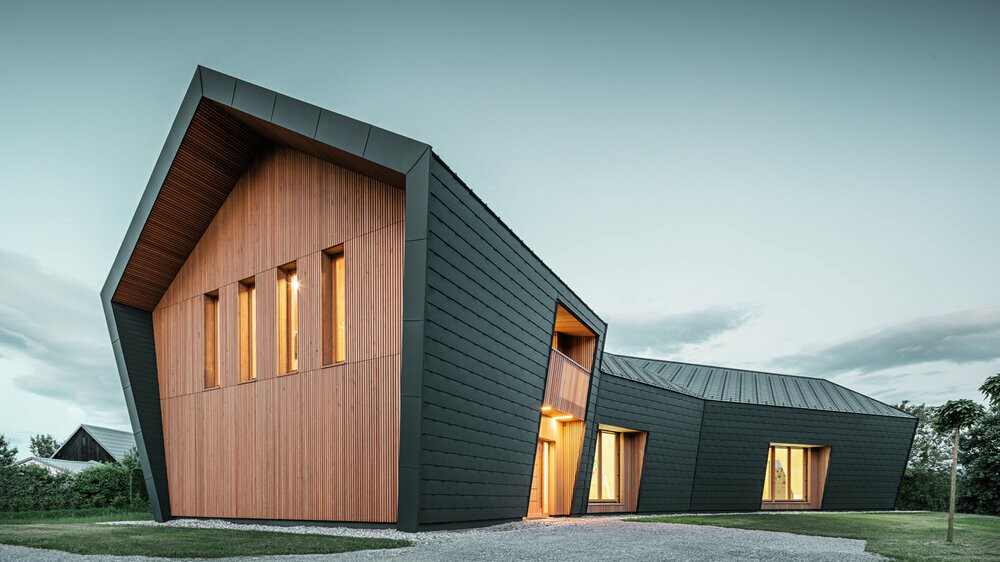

{"left": 0, "top": 507, "right": 153, "bottom": 525}
{"left": 625, "top": 512, "right": 1000, "bottom": 561}
{"left": 0, "top": 509, "right": 409, "bottom": 558}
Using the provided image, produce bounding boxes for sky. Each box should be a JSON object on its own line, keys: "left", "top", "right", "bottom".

{"left": 1, "top": 1, "right": 998, "bottom": 457}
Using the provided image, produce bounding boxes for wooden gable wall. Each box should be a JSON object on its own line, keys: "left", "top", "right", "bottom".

{"left": 151, "top": 145, "right": 404, "bottom": 522}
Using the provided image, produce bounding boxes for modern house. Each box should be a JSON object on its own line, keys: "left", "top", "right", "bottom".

{"left": 52, "top": 424, "right": 137, "bottom": 464}
{"left": 102, "top": 67, "right": 917, "bottom": 531}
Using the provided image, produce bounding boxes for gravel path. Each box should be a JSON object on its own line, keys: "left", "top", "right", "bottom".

{"left": 1, "top": 515, "right": 882, "bottom": 561}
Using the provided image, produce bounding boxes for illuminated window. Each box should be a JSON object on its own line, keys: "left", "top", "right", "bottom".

{"left": 762, "top": 445, "right": 808, "bottom": 501}
{"left": 278, "top": 263, "right": 298, "bottom": 374}
{"left": 204, "top": 291, "right": 220, "bottom": 388}
{"left": 238, "top": 278, "right": 256, "bottom": 382}
{"left": 589, "top": 430, "right": 620, "bottom": 502}
{"left": 322, "top": 248, "right": 346, "bottom": 365}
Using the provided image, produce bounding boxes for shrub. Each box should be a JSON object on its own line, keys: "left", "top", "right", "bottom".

{"left": 71, "top": 463, "right": 129, "bottom": 509}
{"left": 0, "top": 465, "right": 73, "bottom": 511}
{"left": 0, "top": 457, "right": 149, "bottom": 513}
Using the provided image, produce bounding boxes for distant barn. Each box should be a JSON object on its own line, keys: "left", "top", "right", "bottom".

{"left": 51, "top": 424, "right": 135, "bottom": 464}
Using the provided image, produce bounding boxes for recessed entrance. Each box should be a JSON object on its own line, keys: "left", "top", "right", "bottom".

{"left": 527, "top": 439, "right": 553, "bottom": 518}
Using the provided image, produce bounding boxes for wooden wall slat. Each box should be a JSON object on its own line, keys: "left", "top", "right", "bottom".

{"left": 153, "top": 146, "right": 404, "bottom": 522}
{"left": 542, "top": 349, "right": 591, "bottom": 420}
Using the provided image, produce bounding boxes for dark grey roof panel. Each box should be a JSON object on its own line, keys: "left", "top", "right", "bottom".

{"left": 271, "top": 93, "right": 321, "bottom": 138}
{"left": 232, "top": 79, "right": 276, "bottom": 120}
{"left": 315, "top": 110, "right": 370, "bottom": 157}
{"left": 601, "top": 353, "right": 911, "bottom": 418}
{"left": 200, "top": 67, "right": 236, "bottom": 105}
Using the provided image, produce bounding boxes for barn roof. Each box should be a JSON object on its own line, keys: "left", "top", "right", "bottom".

{"left": 53, "top": 424, "right": 137, "bottom": 463}
{"left": 601, "top": 353, "right": 911, "bottom": 418}
{"left": 14, "top": 456, "right": 100, "bottom": 475}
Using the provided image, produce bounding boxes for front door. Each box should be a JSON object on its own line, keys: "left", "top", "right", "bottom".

{"left": 527, "top": 440, "right": 551, "bottom": 517}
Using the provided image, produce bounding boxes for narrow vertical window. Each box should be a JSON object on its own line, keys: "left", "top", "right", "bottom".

{"left": 589, "top": 430, "right": 620, "bottom": 502}
{"left": 762, "top": 447, "right": 773, "bottom": 500}
{"left": 322, "top": 247, "right": 346, "bottom": 365}
{"left": 278, "top": 263, "right": 298, "bottom": 374}
{"left": 204, "top": 291, "right": 220, "bottom": 388}
{"left": 238, "top": 277, "right": 256, "bottom": 382}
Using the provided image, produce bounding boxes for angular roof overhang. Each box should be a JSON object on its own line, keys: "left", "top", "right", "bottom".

{"left": 102, "top": 66, "right": 430, "bottom": 312}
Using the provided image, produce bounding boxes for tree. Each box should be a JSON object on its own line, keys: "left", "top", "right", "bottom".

{"left": 980, "top": 373, "right": 1000, "bottom": 408}
{"left": 29, "top": 434, "right": 59, "bottom": 458}
{"left": 933, "top": 399, "right": 985, "bottom": 542}
{"left": 894, "top": 402, "right": 951, "bottom": 511}
{"left": 957, "top": 374, "right": 1000, "bottom": 516}
{"left": 0, "top": 434, "right": 17, "bottom": 466}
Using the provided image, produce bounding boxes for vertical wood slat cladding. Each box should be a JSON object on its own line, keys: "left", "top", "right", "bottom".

{"left": 542, "top": 349, "right": 591, "bottom": 420}
{"left": 153, "top": 146, "right": 404, "bottom": 522}
{"left": 113, "top": 101, "right": 266, "bottom": 311}
{"left": 558, "top": 420, "right": 586, "bottom": 515}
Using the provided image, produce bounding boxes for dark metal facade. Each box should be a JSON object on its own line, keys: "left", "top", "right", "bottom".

{"left": 397, "top": 156, "right": 607, "bottom": 530}
{"left": 594, "top": 372, "right": 917, "bottom": 513}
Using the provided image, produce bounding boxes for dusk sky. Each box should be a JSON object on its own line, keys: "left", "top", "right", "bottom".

{"left": 1, "top": 1, "right": 998, "bottom": 456}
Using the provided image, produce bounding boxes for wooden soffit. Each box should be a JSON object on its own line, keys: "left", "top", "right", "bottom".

{"left": 107, "top": 66, "right": 429, "bottom": 311}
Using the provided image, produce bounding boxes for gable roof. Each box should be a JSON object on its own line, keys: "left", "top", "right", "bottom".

{"left": 601, "top": 353, "right": 911, "bottom": 418}
{"left": 53, "top": 424, "right": 136, "bottom": 463}
{"left": 102, "top": 66, "right": 430, "bottom": 312}
{"left": 15, "top": 456, "right": 100, "bottom": 475}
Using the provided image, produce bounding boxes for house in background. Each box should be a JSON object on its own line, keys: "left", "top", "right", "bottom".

{"left": 52, "top": 424, "right": 136, "bottom": 464}
{"left": 13, "top": 457, "right": 99, "bottom": 476}
{"left": 102, "top": 67, "right": 917, "bottom": 531}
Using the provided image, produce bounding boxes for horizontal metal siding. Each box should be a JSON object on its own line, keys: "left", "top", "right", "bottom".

{"left": 418, "top": 158, "right": 605, "bottom": 526}
{"left": 110, "top": 302, "right": 170, "bottom": 520}
{"left": 594, "top": 376, "right": 705, "bottom": 512}
{"left": 691, "top": 402, "right": 916, "bottom": 511}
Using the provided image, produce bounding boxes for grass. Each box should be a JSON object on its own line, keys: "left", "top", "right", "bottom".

{"left": 0, "top": 523, "right": 410, "bottom": 558}
{"left": 0, "top": 507, "right": 153, "bottom": 525}
{"left": 0, "top": 507, "right": 408, "bottom": 558}
{"left": 625, "top": 511, "right": 1000, "bottom": 561}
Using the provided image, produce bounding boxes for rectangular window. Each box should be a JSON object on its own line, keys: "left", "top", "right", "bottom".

{"left": 322, "top": 248, "right": 346, "bottom": 365}
{"left": 278, "top": 263, "right": 298, "bottom": 374}
{"left": 238, "top": 278, "right": 256, "bottom": 382}
{"left": 589, "top": 430, "right": 620, "bottom": 502}
{"left": 204, "top": 291, "right": 220, "bottom": 388}
{"left": 762, "top": 445, "right": 808, "bottom": 501}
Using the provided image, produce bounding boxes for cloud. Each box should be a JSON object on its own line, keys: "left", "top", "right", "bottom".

{"left": 0, "top": 249, "right": 124, "bottom": 416}
{"left": 604, "top": 305, "right": 755, "bottom": 357}
{"left": 772, "top": 308, "right": 1000, "bottom": 377}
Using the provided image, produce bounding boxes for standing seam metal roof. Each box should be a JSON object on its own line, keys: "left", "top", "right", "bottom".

{"left": 53, "top": 425, "right": 137, "bottom": 463}
{"left": 80, "top": 425, "right": 137, "bottom": 463}
{"left": 601, "top": 353, "right": 911, "bottom": 418}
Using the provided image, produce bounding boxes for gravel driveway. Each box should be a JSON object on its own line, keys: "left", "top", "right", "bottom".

{"left": 0, "top": 515, "right": 881, "bottom": 561}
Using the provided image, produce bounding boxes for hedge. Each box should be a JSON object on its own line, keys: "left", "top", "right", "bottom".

{"left": 0, "top": 460, "right": 148, "bottom": 512}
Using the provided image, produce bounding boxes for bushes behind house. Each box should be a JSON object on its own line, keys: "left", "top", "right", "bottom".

{"left": 0, "top": 458, "right": 147, "bottom": 512}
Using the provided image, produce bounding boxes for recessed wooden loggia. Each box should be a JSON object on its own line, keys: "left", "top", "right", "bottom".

{"left": 528, "top": 303, "right": 598, "bottom": 518}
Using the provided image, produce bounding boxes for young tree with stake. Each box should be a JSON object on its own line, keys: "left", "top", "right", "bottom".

{"left": 932, "top": 398, "right": 984, "bottom": 542}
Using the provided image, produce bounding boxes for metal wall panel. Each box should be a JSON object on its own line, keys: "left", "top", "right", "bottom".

{"left": 410, "top": 157, "right": 606, "bottom": 528}
{"left": 593, "top": 375, "right": 705, "bottom": 513}
{"left": 691, "top": 402, "right": 916, "bottom": 511}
